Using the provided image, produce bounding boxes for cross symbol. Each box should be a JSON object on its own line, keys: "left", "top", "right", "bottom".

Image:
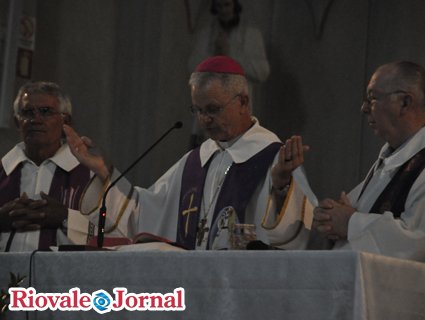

{"left": 182, "top": 193, "right": 198, "bottom": 236}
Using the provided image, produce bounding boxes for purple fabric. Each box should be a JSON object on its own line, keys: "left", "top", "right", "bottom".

{"left": 38, "top": 164, "right": 90, "bottom": 250}
{"left": 177, "top": 148, "right": 212, "bottom": 249}
{"left": 0, "top": 162, "right": 90, "bottom": 250}
{"left": 370, "top": 147, "right": 425, "bottom": 218}
{"left": 178, "top": 142, "right": 281, "bottom": 249}
{"left": 48, "top": 164, "right": 91, "bottom": 210}
{"left": 0, "top": 163, "right": 22, "bottom": 206}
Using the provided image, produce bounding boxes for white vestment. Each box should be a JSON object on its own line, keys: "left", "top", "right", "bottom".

{"left": 0, "top": 143, "right": 92, "bottom": 252}
{"left": 307, "top": 127, "right": 425, "bottom": 261}
{"left": 76, "top": 120, "right": 314, "bottom": 250}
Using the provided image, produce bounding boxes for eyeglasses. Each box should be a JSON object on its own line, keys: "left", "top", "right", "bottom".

{"left": 18, "top": 106, "right": 62, "bottom": 119}
{"left": 362, "top": 90, "right": 408, "bottom": 106}
{"left": 190, "top": 94, "right": 240, "bottom": 117}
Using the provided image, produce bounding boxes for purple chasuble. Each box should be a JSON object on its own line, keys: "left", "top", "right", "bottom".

{"left": 0, "top": 162, "right": 90, "bottom": 250}
{"left": 177, "top": 142, "right": 281, "bottom": 249}
{"left": 0, "top": 163, "right": 22, "bottom": 206}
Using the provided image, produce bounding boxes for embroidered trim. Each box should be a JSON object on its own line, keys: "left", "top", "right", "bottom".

{"left": 79, "top": 174, "right": 112, "bottom": 215}
{"left": 86, "top": 222, "right": 96, "bottom": 243}
{"left": 261, "top": 180, "right": 295, "bottom": 229}
{"left": 270, "top": 197, "right": 307, "bottom": 247}
{"left": 105, "top": 186, "right": 134, "bottom": 233}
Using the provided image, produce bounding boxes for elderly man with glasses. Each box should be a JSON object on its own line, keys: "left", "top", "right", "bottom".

{"left": 0, "top": 82, "right": 93, "bottom": 251}
{"left": 64, "top": 56, "right": 314, "bottom": 250}
{"left": 311, "top": 61, "right": 425, "bottom": 261}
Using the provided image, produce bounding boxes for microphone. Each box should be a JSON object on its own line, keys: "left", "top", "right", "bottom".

{"left": 97, "top": 121, "right": 183, "bottom": 248}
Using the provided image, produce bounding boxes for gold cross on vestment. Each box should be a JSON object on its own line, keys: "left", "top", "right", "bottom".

{"left": 182, "top": 193, "right": 198, "bottom": 236}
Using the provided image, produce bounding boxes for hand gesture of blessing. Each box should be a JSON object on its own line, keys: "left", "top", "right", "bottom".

{"left": 271, "top": 135, "right": 309, "bottom": 190}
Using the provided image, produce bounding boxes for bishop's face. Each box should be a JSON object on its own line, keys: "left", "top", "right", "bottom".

{"left": 190, "top": 79, "right": 250, "bottom": 142}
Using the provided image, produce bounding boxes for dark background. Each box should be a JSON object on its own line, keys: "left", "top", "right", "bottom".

{"left": 1, "top": 0, "right": 425, "bottom": 199}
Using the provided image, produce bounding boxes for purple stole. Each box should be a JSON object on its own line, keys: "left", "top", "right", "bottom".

{"left": 0, "top": 162, "right": 91, "bottom": 250}
{"left": 367, "top": 147, "right": 425, "bottom": 218}
{"left": 177, "top": 142, "right": 282, "bottom": 249}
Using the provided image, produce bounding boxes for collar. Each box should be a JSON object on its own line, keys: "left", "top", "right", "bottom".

{"left": 1, "top": 142, "right": 80, "bottom": 175}
{"left": 199, "top": 118, "right": 280, "bottom": 167}
{"left": 378, "top": 126, "right": 425, "bottom": 172}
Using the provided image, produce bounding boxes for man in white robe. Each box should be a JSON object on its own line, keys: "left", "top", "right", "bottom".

{"left": 0, "top": 82, "right": 93, "bottom": 252}
{"left": 312, "top": 61, "right": 425, "bottom": 262}
{"left": 64, "top": 56, "right": 314, "bottom": 250}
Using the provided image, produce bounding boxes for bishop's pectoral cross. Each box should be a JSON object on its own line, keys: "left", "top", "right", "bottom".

{"left": 197, "top": 218, "right": 209, "bottom": 246}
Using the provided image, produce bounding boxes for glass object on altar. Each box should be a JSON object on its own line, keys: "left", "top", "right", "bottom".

{"left": 229, "top": 223, "right": 256, "bottom": 250}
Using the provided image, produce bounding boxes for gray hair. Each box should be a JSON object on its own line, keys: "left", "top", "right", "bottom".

{"left": 189, "top": 72, "right": 251, "bottom": 109}
{"left": 13, "top": 81, "right": 72, "bottom": 116}
{"left": 382, "top": 61, "right": 425, "bottom": 107}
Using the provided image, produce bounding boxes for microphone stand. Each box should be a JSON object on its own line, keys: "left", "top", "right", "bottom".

{"left": 59, "top": 121, "right": 183, "bottom": 252}
{"left": 97, "top": 121, "right": 183, "bottom": 248}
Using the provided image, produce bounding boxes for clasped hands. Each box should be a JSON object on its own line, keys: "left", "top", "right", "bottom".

{"left": 313, "top": 192, "right": 356, "bottom": 240}
{"left": 0, "top": 192, "right": 67, "bottom": 232}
